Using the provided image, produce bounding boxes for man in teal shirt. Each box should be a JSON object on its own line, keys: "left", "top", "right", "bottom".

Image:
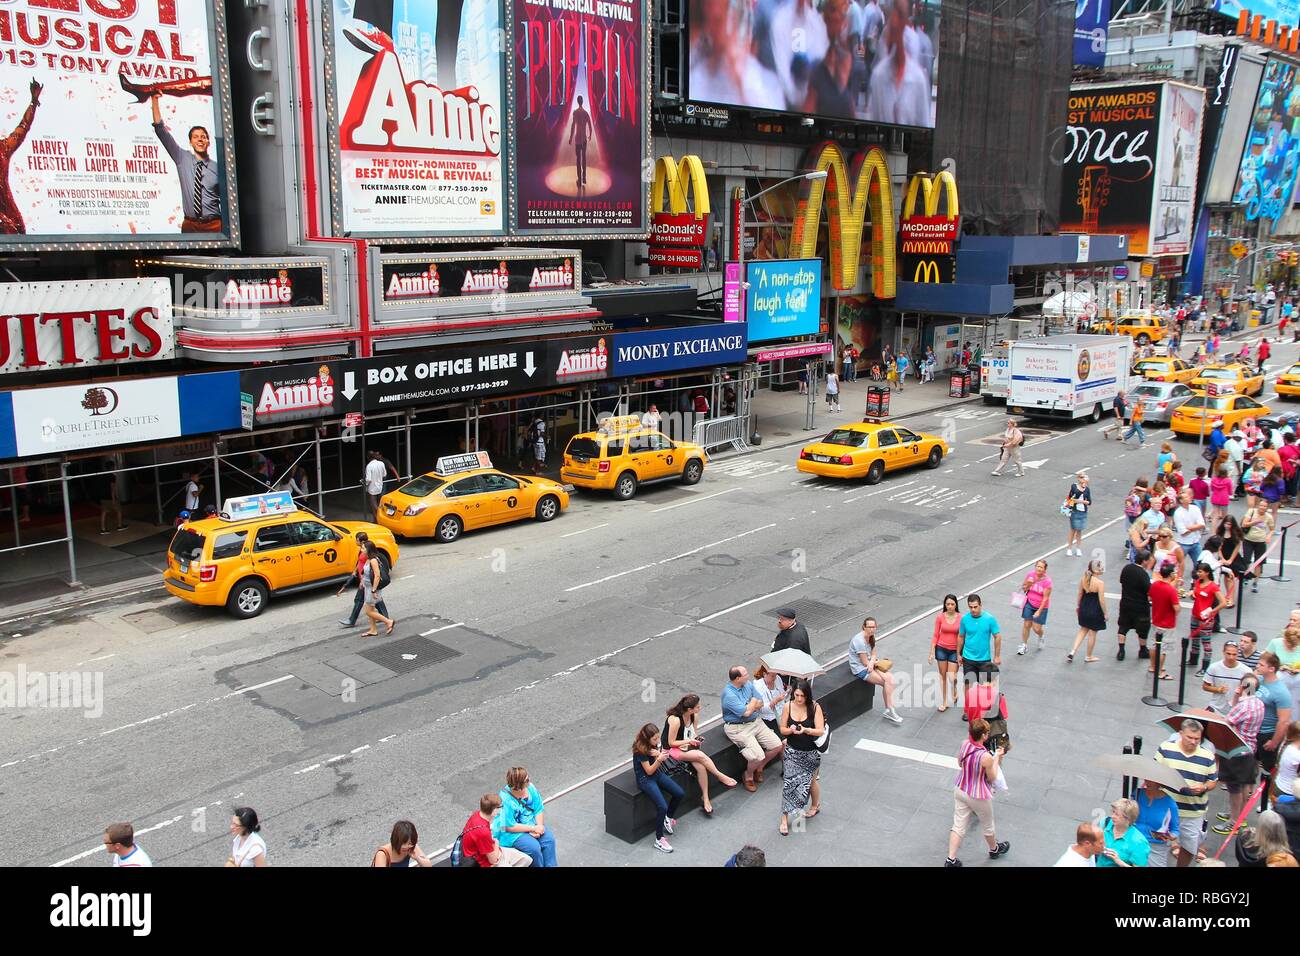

{"left": 958, "top": 593, "right": 1001, "bottom": 684}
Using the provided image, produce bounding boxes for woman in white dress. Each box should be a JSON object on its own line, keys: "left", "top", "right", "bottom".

{"left": 226, "top": 807, "right": 267, "bottom": 867}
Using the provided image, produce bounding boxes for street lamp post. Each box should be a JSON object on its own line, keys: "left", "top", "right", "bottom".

{"left": 732, "top": 169, "right": 828, "bottom": 429}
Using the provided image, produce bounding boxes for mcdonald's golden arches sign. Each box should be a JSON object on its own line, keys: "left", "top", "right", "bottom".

{"left": 650, "top": 156, "right": 711, "bottom": 269}
{"left": 899, "top": 170, "right": 960, "bottom": 284}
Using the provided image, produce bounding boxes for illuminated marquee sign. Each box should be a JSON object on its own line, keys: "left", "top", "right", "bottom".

{"left": 789, "top": 143, "right": 896, "bottom": 297}
{"left": 899, "top": 171, "right": 961, "bottom": 284}
{"left": 650, "top": 155, "right": 711, "bottom": 269}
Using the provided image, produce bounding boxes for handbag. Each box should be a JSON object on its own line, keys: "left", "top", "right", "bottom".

{"left": 1010, "top": 591, "right": 1027, "bottom": 609}
{"left": 814, "top": 722, "right": 831, "bottom": 754}
{"left": 873, "top": 658, "right": 893, "bottom": 673}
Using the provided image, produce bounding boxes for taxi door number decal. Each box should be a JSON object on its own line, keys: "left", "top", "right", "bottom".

{"left": 507, "top": 496, "right": 518, "bottom": 508}
{"left": 324, "top": 548, "right": 337, "bottom": 563}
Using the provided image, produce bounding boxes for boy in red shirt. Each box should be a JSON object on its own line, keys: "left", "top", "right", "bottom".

{"left": 1187, "top": 562, "right": 1227, "bottom": 676}
{"left": 1148, "top": 561, "right": 1181, "bottom": 682}
{"left": 460, "top": 794, "right": 531, "bottom": 867}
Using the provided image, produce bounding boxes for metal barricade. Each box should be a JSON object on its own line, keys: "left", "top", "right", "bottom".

{"left": 691, "top": 415, "right": 749, "bottom": 454}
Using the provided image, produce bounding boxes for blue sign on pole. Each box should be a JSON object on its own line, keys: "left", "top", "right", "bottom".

{"left": 744, "top": 259, "right": 822, "bottom": 343}
{"left": 1073, "top": 0, "right": 1110, "bottom": 68}
{"left": 611, "top": 325, "right": 749, "bottom": 377}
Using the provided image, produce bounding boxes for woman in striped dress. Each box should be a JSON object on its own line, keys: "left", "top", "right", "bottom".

{"left": 778, "top": 679, "right": 825, "bottom": 836}
{"left": 945, "top": 718, "right": 1010, "bottom": 867}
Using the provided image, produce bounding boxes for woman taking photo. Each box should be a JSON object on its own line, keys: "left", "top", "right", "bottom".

{"left": 1217, "top": 515, "right": 1247, "bottom": 607}
{"left": 495, "top": 767, "right": 558, "bottom": 866}
{"left": 1064, "top": 474, "right": 1091, "bottom": 556}
{"left": 1016, "top": 561, "right": 1052, "bottom": 656}
{"left": 1069, "top": 558, "right": 1107, "bottom": 663}
{"left": 1128, "top": 511, "right": 1156, "bottom": 563}
{"left": 662, "top": 694, "right": 738, "bottom": 816}
{"left": 361, "top": 541, "right": 394, "bottom": 637}
{"left": 930, "top": 594, "right": 961, "bottom": 712}
{"left": 778, "top": 679, "right": 825, "bottom": 836}
{"left": 1151, "top": 528, "right": 1185, "bottom": 584}
{"left": 751, "top": 665, "right": 787, "bottom": 736}
{"left": 632, "top": 724, "right": 686, "bottom": 854}
{"left": 370, "top": 820, "right": 432, "bottom": 867}
{"left": 1241, "top": 501, "right": 1274, "bottom": 595}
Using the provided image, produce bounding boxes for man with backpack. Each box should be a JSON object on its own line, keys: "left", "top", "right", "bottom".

{"left": 526, "top": 416, "right": 546, "bottom": 475}
{"left": 457, "top": 794, "right": 531, "bottom": 867}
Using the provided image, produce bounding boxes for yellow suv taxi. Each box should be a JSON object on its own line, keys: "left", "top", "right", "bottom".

{"left": 164, "top": 497, "right": 399, "bottom": 618}
{"left": 1112, "top": 313, "right": 1167, "bottom": 345}
{"left": 562, "top": 415, "right": 707, "bottom": 500}
{"left": 1190, "top": 363, "right": 1265, "bottom": 397}
{"left": 375, "top": 452, "right": 570, "bottom": 543}
{"left": 1276, "top": 363, "right": 1300, "bottom": 399}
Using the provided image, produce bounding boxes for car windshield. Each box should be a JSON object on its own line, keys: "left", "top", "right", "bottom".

{"left": 566, "top": 437, "right": 602, "bottom": 459}
{"left": 1134, "top": 361, "right": 1167, "bottom": 372}
{"left": 1288, "top": 365, "right": 1300, "bottom": 375}
{"left": 169, "top": 529, "right": 204, "bottom": 561}
{"left": 1183, "top": 396, "right": 1231, "bottom": 410}
{"left": 1199, "top": 368, "right": 1237, "bottom": 380}
{"left": 397, "top": 475, "right": 447, "bottom": 498}
{"left": 822, "top": 429, "right": 869, "bottom": 448}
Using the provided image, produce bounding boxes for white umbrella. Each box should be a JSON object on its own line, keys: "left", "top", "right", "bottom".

{"left": 1090, "top": 753, "right": 1186, "bottom": 792}
{"left": 760, "top": 649, "right": 827, "bottom": 680}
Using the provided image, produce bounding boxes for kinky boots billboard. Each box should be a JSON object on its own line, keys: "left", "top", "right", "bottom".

{"left": 241, "top": 336, "right": 609, "bottom": 426}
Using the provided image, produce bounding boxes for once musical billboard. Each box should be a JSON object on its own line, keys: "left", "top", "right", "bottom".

{"left": 326, "top": 0, "right": 507, "bottom": 238}
{"left": 510, "top": 0, "right": 650, "bottom": 236}
{"left": 0, "top": 0, "right": 238, "bottom": 249}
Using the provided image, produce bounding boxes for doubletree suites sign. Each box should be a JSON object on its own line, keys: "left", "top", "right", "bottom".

{"left": 380, "top": 251, "right": 580, "bottom": 307}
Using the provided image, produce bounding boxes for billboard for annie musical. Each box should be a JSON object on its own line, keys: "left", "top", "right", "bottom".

{"left": 0, "top": 0, "right": 238, "bottom": 249}
{"left": 510, "top": 0, "right": 650, "bottom": 237}
{"left": 326, "top": 0, "right": 507, "bottom": 239}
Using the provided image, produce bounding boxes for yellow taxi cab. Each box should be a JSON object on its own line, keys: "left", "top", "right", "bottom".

{"left": 561, "top": 415, "right": 707, "bottom": 500}
{"left": 164, "top": 491, "right": 399, "bottom": 619}
{"left": 1112, "top": 313, "right": 1168, "bottom": 345}
{"left": 796, "top": 420, "right": 949, "bottom": 484}
{"left": 375, "top": 452, "right": 570, "bottom": 543}
{"left": 1132, "top": 356, "right": 1200, "bottom": 384}
{"left": 1170, "top": 394, "right": 1271, "bottom": 437}
{"left": 1189, "top": 363, "right": 1265, "bottom": 397}
{"left": 1275, "top": 363, "right": 1300, "bottom": 398}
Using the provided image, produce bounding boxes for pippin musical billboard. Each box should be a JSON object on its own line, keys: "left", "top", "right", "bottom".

{"left": 511, "top": 0, "right": 650, "bottom": 236}
{"left": 0, "top": 0, "right": 238, "bottom": 248}
{"left": 328, "top": 0, "right": 506, "bottom": 238}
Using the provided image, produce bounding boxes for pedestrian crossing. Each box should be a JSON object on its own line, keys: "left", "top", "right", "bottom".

{"left": 708, "top": 457, "right": 794, "bottom": 480}
{"left": 709, "top": 457, "right": 986, "bottom": 510}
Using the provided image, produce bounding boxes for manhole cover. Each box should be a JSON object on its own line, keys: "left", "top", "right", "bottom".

{"left": 764, "top": 598, "right": 853, "bottom": 631}
{"left": 356, "top": 636, "right": 460, "bottom": 674}
{"left": 121, "top": 609, "right": 176, "bottom": 633}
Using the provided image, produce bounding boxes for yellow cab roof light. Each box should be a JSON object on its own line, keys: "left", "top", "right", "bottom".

{"left": 435, "top": 451, "right": 493, "bottom": 476}
{"left": 597, "top": 414, "right": 646, "bottom": 435}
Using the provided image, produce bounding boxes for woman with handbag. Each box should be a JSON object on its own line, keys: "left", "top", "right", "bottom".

{"left": 662, "top": 694, "right": 738, "bottom": 816}
{"left": 1016, "top": 560, "right": 1052, "bottom": 656}
{"left": 361, "top": 541, "right": 395, "bottom": 637}
{"left": 848, "top": 617, "right": 902, "bottom": 724}
{"left": 945, "top": 717, "right": 1010, "bottom": 867}
{"left": 632, "top": 724, "right": 686, "bottom": 854}
{"left": 1064, "top": 474, "right": 1092, "bottom": 556}
{"left": 1068, "top": 558, "right": 1108, "bottom": 663}
{"left": 778, "top": 679, "right": 825, "bottom": 836}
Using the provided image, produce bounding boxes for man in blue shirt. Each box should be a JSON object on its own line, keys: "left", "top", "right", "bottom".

{"left": 1208, "top": 421, "right": 1227, "bottom": 457}
{"left": 722, "top": 665, "right": 784, "bottom": 792}
{"left": 1134, "top": 779, "right": 1179, "bottom": 868}
{"left": 958, "top": 593, "right": 1001, "bottom": 683}
{"left": 1255, "top": 652, "right": 1295, "bottom": 780}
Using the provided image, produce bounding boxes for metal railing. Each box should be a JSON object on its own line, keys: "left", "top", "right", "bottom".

{"left": 692, "top": 414, "right": 749, "bottom": 454}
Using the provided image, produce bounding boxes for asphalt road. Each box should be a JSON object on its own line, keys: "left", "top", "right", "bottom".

{"left": 4, "top": 335, "right": 1298, "bottom": 867}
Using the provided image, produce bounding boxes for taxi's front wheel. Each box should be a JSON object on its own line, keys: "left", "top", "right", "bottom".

{"left": 682, "top": 459, "right": 703, "bottom": 484}
{"left": 436, "top": 515, "right": 463, "bottom": 543}
{"left": 535, "top": 495, "right": 560, "bottom": 521}
{"left": 227, "top": 579, "right": 268, "bottom": 619}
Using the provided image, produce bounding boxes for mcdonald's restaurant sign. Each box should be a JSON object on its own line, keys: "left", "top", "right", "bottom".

{"left": 650, "top": 156, "right": 711, "bottom": 269}
{"left": 790, "top": 142, "right": 897, "bottom": 297}
{"left": 899, "top": 171, "right": 960, "bottom": 285}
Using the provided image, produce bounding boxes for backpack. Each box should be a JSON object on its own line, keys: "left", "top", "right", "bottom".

{"left": 372, "top": 558, "right": 391, "bottom": 591}
{"left": 1124, "top": 493, "right": 1143, "bottom": 518}
{"left": 452, "top": 822, "right": 488, "bottom": 868}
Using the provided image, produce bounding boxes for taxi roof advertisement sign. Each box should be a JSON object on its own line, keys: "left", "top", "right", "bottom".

{"left": 0, "top": 0, "right": 239, "bottom": 250}
{"left": 325, "top": 0, "right": 507, "bottom": 239}
{"left": 744, "top": 259, "right": 822, "bottom": 343}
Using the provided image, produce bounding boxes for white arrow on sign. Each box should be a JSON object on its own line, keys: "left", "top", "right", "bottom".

{"left": 523, "top": 351, "right": 536, "bottom": 377}
{"left": 341, "top": 370, "right": 358, "bottom": 401}
{"left": 1021, "top": 459, "right": 1049, "bottom": 470}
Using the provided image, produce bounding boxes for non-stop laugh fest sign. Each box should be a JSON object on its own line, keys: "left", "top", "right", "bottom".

{"left": 744, "top": 259, "right": 822, "bottom": 343}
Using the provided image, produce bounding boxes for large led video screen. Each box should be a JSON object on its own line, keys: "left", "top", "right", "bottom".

{"left": 687, "top": 0, "right": 939, "bottom": 128}
{"left": 1232, "top": 57, "right": 1300, "bottom": 229}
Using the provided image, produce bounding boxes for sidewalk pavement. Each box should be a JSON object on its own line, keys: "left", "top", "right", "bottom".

{"left": 512, "top": 535, "right": 1299, "bottom": 867}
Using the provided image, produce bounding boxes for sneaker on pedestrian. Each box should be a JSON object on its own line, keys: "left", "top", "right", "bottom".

{"left": 1138, "top": 645, "right": 1151, "bottom": 659}
{"left": 1211, "top": 821, "right": 1234, "bottom": 835}
{"left": 883, "top": 708, "right": 903, "bottom": 724}
{"left": 944, "top": 857, "right": 962, "bottom": 867}
{"left": 654, "top": 837, "right": 673, "bottom": 853}
{"left": 1037, "top": 634, "right": 1046, "bottom": 651}
{"left": 338, "top": 620, "right": 355, "bottom": 627}
{"left": 989, "top": 841, "right": 1011, "bottom": 859}
{"left": 990, "top": 470, "right": 1002, "bottom": 477}
{"left": 1017, "top": 643, "right": 1027, "bottom": 656}
{"left": 1194, "top": 666, "right": 1207, "bottom": 678}
{"left": 663, "top": 817, "right": 675, "bottom": 835}
{"left": 1116, "top": 645, "right": 1126, "bottom": 662}
{"left": 1216, "top": 812, "right": 1231, "bottom": 822}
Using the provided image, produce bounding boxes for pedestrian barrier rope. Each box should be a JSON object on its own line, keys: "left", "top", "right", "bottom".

{"left": 1212, "top": 780, "right": 1267, "bottom": 860}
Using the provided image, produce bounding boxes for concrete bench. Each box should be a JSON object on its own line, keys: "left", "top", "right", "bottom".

{"left": 603, "top": 663, "right": 875, "bottom": 843}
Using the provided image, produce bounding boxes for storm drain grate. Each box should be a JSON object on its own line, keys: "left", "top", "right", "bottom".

{"left": 356, "top": 636, "right": 460, "bottom": 675}
{"left": 764, "top": 598, "right": 853, "bottom": 631}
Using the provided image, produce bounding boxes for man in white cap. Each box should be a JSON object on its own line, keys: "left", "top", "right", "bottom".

{"left": 1224, "top": 429, "right": 1247, "bottom": 498}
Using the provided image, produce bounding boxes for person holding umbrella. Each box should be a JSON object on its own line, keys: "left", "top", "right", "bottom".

{"left": 1134, "top": 778, "right": 1181, "bottom": 868}
{"left": 1156, "top": 718, "right": 1219, "bottom": 866}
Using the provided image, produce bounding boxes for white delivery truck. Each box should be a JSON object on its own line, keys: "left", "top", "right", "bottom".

{"left": 978, "top": 343, "right": 1011, "bottom": 404}
{"left": 1006, "top": 334, "right": 1133, "bottom": 422}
